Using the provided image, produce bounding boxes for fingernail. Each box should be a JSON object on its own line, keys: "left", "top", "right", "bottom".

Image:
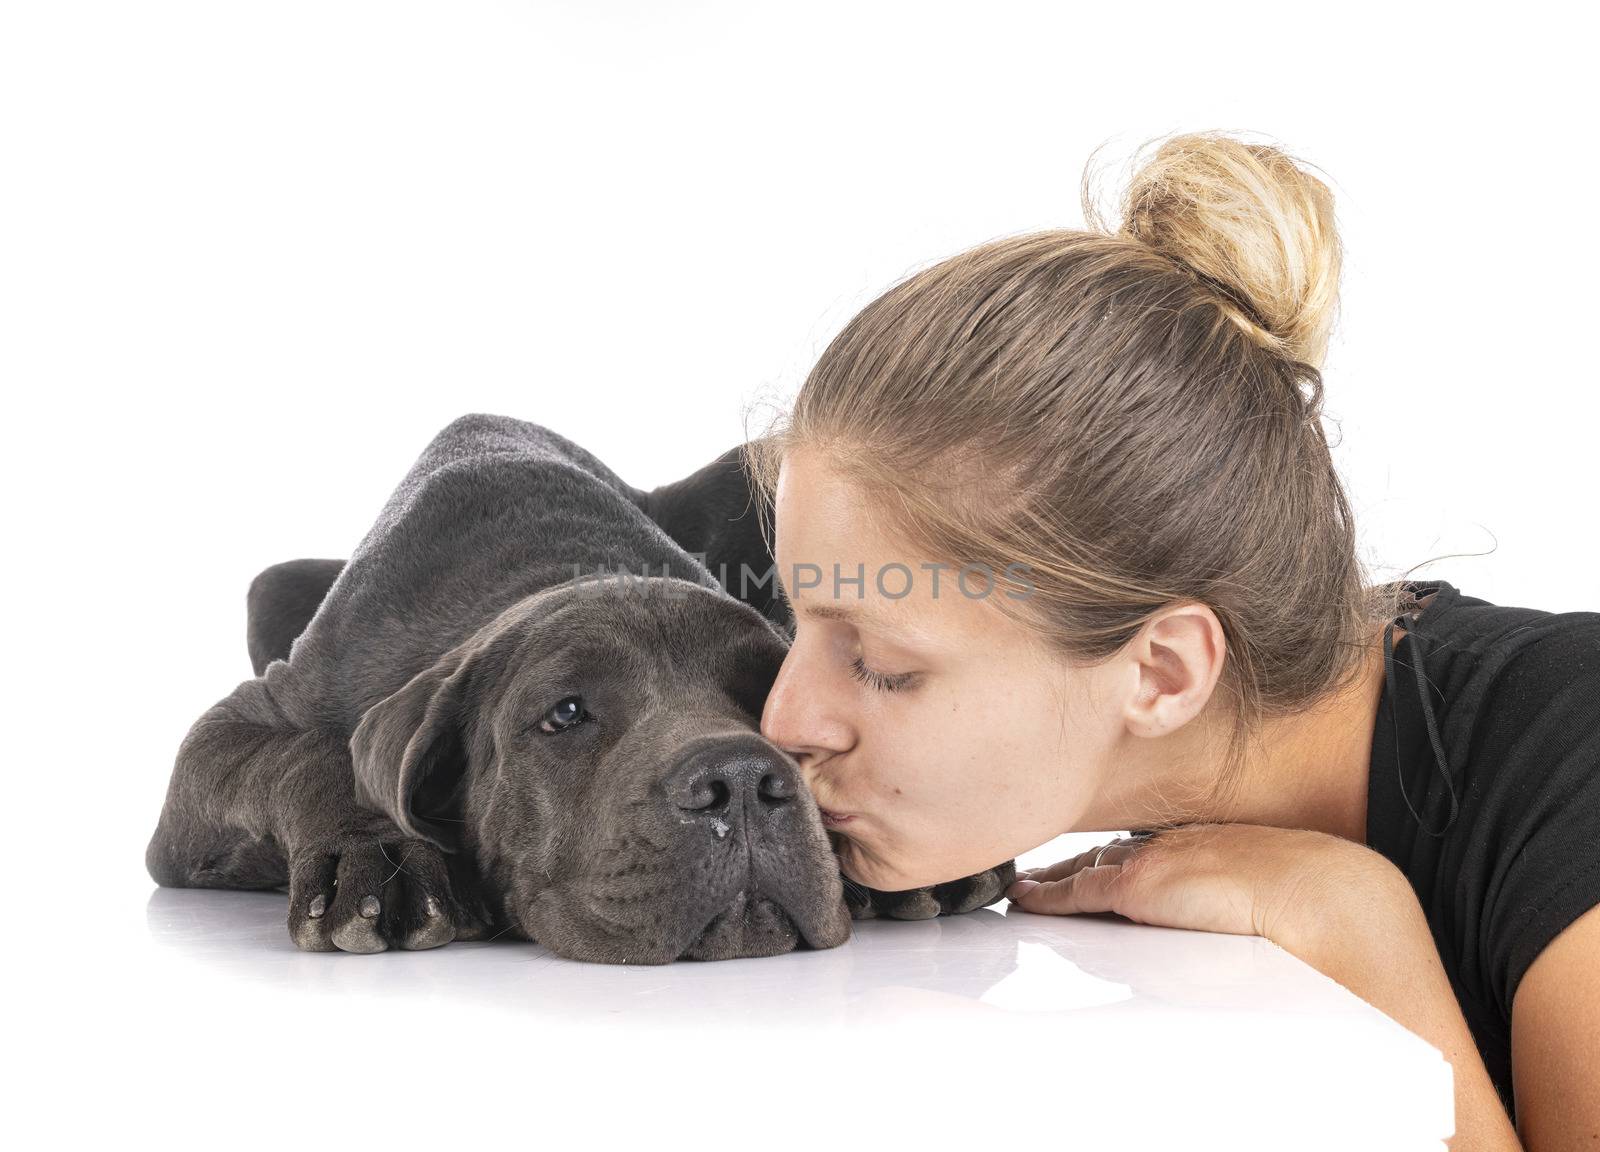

{"left": 1006, "top": 880, "right": 1040, "bottom": 900}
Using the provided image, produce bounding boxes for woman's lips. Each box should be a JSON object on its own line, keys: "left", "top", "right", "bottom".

{"left": 819, "top": 808, "right": 854, "bottom": 828}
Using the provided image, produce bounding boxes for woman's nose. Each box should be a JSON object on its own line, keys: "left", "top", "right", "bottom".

{"left": 760, "top": 641, "right": 852, "bottom": 764}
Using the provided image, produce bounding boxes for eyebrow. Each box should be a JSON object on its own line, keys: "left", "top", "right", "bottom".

{"left": 773, "top": 566, "right": 891, "bottom": 626}
{"left": 798, "top": 600, "right": 878, "bottom": 623}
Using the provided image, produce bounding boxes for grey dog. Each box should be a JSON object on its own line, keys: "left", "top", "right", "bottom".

{"left": 146, "top": 413, "right": 1014, "bottom": 963}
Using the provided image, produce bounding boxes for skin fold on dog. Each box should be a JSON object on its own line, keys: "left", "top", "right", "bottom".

{"left": 147, "top": 413, "right": 1015, "bottom": 963}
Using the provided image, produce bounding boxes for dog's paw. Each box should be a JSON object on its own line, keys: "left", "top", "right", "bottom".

{"left": 286, "top": 833, "right": 482, "bottom": 954}
{"left": 845, "top": 860, "right": 1017, "bottom": 921}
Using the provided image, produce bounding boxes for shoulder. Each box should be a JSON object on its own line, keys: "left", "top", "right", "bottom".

{"left": 1423, "top": 577, "right": 1600, "bottom": 664}
{"left": 1407, "top": 579, "right": 1600, "bottom": 751}
{"left": 1436, "top": 583, "right": 1600, "bottom": 1016}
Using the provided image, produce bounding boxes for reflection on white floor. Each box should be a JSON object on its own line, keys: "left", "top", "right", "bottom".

{"left": 978, "top": 939, "right": 1132, "bottom": 1012}
{"left": 14, "top": 834, "right": 1454, "bottom": 1151}
{"left": 139, "top": 879, "right": 1354, "bottom": 1026}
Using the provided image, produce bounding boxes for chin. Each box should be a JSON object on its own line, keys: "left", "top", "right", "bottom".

{"left": 832, "top": 838, "right": 909, "bottom": 893}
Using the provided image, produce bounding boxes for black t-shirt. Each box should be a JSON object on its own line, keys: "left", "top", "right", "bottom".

{"left": 1368, "top": 577, "right": 1600, "bottom": 1122}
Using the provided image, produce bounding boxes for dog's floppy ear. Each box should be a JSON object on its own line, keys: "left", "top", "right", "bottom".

{"left": 349, "top": 621, "right": 511, "bottom": 851}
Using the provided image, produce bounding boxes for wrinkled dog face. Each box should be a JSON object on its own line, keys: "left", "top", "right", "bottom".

{"left": 352, "top": 577, "right": 851, "bottom": 963}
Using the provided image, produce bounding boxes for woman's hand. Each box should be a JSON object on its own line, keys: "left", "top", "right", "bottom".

{"left": 1005, "top": 822, "right": 1392, "bottom": 947}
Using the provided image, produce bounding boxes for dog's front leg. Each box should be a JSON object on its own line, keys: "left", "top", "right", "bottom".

{"left": 145, "top": 681, "right": 491, "bottom": 952}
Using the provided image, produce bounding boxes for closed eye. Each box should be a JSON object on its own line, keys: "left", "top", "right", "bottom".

{"left": 848, "top": 654, "right": 917, "bottom": 693}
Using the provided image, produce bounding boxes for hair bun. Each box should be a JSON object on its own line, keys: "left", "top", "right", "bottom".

{"left": 1091, "top": 131, "right": 1343, "bottom": 368}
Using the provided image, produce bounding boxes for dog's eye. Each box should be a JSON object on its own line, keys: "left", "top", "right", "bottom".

{"left": 537, "top": 695, "right": 589, "bottom": 734}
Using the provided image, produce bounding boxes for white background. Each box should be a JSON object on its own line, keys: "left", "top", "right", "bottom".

{"left": 3, "top": 3, "right": 1592, "bottom": 1148}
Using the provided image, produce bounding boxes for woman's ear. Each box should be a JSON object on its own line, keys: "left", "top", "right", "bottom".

{"left": 350, "top": 640, "right": 483, "bottom": 851}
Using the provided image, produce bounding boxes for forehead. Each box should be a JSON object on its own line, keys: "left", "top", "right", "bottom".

{"left": 539, "top": 581, "right": 772, "bottom": 643}
{"left": 511, "top": 582, "right": 783, "bottom": 683}
{"left": 489, "top": 588, "right": 782, "bottom": 729}
{"left": 773, "top": 447, "right": 902, "bottom": 584}
{"left": 771, "top": 448, "right": 1009, "bottom": 646}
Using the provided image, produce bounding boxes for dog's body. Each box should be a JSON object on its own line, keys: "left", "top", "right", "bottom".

{"left": 147, "top": 413, "right": 1012, "bottom": 963}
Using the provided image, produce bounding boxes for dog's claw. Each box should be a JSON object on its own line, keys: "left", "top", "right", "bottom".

{"left": 359, "top": 895, "right": 381, "bottom": 918}
{"left": 424, "top": 895, "right": 442, "bottom": 918}
{"left": 308, "top": 893, "right": 327, "bottom": 918}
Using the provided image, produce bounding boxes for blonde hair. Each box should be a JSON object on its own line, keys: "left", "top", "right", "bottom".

{"left": 745, "top": 130, "right": 1432, "bottom": 826}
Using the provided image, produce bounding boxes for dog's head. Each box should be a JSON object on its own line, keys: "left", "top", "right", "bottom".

{"left": 349, "top": 575, "right": 849, "bottom": 963}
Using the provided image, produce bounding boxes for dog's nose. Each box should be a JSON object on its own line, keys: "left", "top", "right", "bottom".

{"left": 667, "top": 741, "right": 800, "bottom": 819}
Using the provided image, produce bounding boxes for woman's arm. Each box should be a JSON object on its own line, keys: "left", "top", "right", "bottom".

{"left": 1275, "top": 852, "right": 1525, "bottom": 1151}
{"left": 1508, "top": 900, "right": 1600, "bottom": 1149}
{"left": 1009, "top": 825, "right": 1527, "bottom": 1149}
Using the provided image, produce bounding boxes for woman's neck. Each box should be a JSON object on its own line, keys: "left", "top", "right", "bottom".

{"left": 1101, "top": 613, "right": 1417, "bottom": 845}
{"left": 1209, "top": 628, "right": 1392, "bottom": 844}
{"left": 1081, "top": 594, "right": 1434, "bottom": 843}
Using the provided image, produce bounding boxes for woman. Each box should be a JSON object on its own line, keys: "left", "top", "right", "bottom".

{"left": 742, "top": 132, "right": 1599, "bottom": 1149}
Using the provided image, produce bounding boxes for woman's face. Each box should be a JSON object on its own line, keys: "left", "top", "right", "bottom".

{"left": 759, "top": 446, "right": 1126, "bottom": 891}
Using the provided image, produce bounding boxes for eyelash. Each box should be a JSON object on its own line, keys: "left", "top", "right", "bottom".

{"left": 848, "top": 654, "right": 917, "bottom": 693}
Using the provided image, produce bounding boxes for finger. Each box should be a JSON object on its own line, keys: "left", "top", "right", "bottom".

{"left": 1015, "top": 855, "right": 1086, "bottom": 884}
{"left": 1006, "top": 863, "right": 1125, "bottom": 917}
{"left": 1022, "top": 842, "right": 1136, "bottom": 885}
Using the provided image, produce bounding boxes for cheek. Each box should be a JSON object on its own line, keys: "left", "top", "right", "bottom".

{"left": 879, "top": 685, "right": 1067, "bottom": 811}
{"left": 871, "top": 686, "right": 993, "bottom": 787}
{"left": 478, "top": 758, "right": 560, "bottom": 855}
